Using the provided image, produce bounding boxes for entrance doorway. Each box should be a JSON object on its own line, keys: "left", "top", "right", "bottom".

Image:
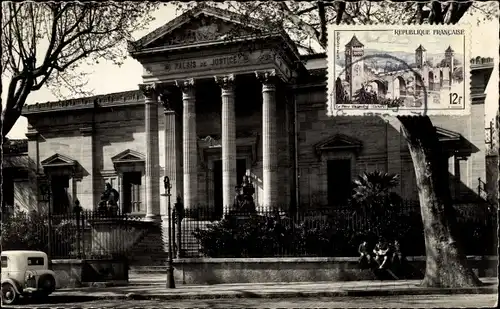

{"left": 51, "top": 175, "right": 70, "bottom": 214}
{"left": 122, "top": 172, "right": 142, "bottom": 213}
{"left": 327, "top": 159, "right": 352, "bottom": 206}
{"left": 213, "top": 159, "right": 247, "bottom": 215}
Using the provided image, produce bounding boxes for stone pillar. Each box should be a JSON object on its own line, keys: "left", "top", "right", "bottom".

{"left": 79, "top": 126, "right": 95, "bottom": 209}
{"left": 160, "top": 90, "right": 183, "bottom": 206}
{"left": 215, "top": 74, "right": 236, "bottom": 213}
{"left": 25, "top": 126, "right": 40, "bottom": 210}
{"left": 117, "top": 172, "right": 124, "bottom": 212}
{"left": 139, "top": 83, "right": 161, "bottom": 221}
{"left": 176, "top": 79, "right": 197, "bottom": 210}
{"left": 448, "top": 154, "right": 459, "bottom": 200}
{"left": 256, "top": 70, "right": 279, "bottom": 209}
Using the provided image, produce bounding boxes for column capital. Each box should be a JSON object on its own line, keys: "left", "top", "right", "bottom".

{"left": 255, "top": 70, "right": 279, "bottom": 90}
{"left": 214, "top": 74, "right": 235, "bottom": 93}
{"left": 158, "top": 89, "right": 176, "bottom": 113}
{"left": 139, "top": 83, "right": 159, "bottom": 101}
{"left": 175, "top": 78, "right": 195, "bottom": 94}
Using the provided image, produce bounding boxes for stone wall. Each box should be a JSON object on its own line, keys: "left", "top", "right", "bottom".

{"left": 129, "top": 256, "right": 498, "bottom": 285}
{"left": 294, "top": 84, "right": 486, "bottom": 207}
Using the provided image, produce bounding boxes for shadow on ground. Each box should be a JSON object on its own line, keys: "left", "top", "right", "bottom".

{"left": 2, "top": 295, "right": 100, "bottom": 308}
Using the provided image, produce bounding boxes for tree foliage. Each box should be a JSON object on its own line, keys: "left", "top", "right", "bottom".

{"left": 1, "top": 208, "right": 77, "bottom": 257}
{"left": 351, "top": 171, "right": 400, "bottom": 208}
{"left": 1, "top": 2, "right": 159, "bottom": 138}
{"left": 173, "top": 1, "right": 498, "bottom": 52}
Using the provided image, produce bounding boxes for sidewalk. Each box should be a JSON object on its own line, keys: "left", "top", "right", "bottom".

{"left": 54, "top": 276, "right": 498, "bottom": 300}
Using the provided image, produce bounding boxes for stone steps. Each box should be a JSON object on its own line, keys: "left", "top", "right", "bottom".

{"left": 128, "top": 223, "right": 168, "bottom": 265}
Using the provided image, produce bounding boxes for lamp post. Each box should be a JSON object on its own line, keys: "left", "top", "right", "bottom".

{"left": 162, "top": 176, "right": 176, "bottom": 288}
{"left": 40, "top": 182, "right": 52, "bottom": 262}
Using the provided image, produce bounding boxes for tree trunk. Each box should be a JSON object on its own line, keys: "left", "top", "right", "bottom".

{"left": 398, "top": 115, "right": 482, "bottom": 287}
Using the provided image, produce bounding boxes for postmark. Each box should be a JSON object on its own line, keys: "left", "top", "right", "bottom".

{"left": 326, "top": 25, "right": 471, "bottom": 116}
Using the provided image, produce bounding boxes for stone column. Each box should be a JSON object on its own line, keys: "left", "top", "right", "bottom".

{"left": 448, "top": 154, "right": 458, "bottom": 200}
{"left": 175, "top": 79, "right": 197, "bottom": 210}
{"left": 79, "top": 126, "right": 95, "bottom": 209}
{"left": 117, "top": 172, "right": 124, "bottom": 212}
{"left": 256, "top": 70, "right": 279, "bottom": 209}
{"left": 160, "top": 90, "right": 183, "bottom": 205}
{"left": 139, "top": 83, "right": 161, "bottom": 221}
{"left": 215, "top": 74, "right": 236, "bottom": 213}
{"left": 25, "top": 126, "right": 40, "bottom": 210}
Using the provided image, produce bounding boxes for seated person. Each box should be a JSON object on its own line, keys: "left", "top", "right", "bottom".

{"left": 358, "top": 240, "right": 373, "bottom": 269}
{"left": 373, "top": 238, "right": 392, "bottom": 269}
{"left": 391, "top": 239, "right": 405, "bottom": 265}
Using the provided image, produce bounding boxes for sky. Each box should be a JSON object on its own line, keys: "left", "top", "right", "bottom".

{"left": 3, "top": 3, "right": 499, "bottom": 139}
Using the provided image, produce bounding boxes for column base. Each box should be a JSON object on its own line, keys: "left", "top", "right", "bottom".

{"left": 144, "top": 214, "right": 161, "bottom": 222}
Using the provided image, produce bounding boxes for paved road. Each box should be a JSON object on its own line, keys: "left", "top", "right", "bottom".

{"left": 3, "top": 294, "right": 497, "bottom": 308}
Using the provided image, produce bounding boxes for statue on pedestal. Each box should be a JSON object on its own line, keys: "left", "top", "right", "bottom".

{"left": 98, "top": 183, "right": 119, "bottom": 215}
{"left": 232, "top": 175, "right": 256, "bottom": 214}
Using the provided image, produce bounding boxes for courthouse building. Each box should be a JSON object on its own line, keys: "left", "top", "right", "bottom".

{"left": 3, "top": 5, "right": 497, "bottom": 221}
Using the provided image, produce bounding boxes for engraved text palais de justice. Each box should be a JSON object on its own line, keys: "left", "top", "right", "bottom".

{"left": 164, "top": 54, "right": 250, "bottom": 72}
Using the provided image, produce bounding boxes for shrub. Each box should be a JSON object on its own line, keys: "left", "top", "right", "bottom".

{"left": 1, "top": 208, "right": 78, "bottom": 258}
{"left": 191, "top": 210, "right": 430, "bottom": 258}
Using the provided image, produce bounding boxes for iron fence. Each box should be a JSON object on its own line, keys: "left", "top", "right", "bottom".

{"left": 1, "top": 201, "right": 496, "bottom": 260}
{"left": 1, "top": 209, "right": 144, "bottom": 259}
{"left": 174, "top": 202, "right": 498, "bottom": 258}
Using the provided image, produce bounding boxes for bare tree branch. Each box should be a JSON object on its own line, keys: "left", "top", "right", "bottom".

{"left": 1, "top": 2, "right": 158, "bottom": 137}
{"left": 318, "top": 1, "right": 326, "bottom": 46}
{"left": 429, "top": 1, "right": 445, "bottom": 23}
{"left": 296, "top": 4, "right": 317, "bottom": 16}
{"left": 336, "top": 1, "right": 346, "bottom": 25}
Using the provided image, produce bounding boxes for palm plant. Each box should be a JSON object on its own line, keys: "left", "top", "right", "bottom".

{"left": 350, "top": 171, "right": 402, "bottom": 239}
{"left": 351, "top": 171, "right": 401, "bottom": 210}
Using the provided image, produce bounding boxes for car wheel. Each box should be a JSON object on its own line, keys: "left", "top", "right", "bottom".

{"left": 1, "top": 282, "right": 19, "bottom": 305}
{"left": 39, "top": 275, "right": 56, "bottom": 294}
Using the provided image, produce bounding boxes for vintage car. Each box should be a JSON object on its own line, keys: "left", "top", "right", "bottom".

{"left": 1, "top": 250, "right": 57, "bottom": 304}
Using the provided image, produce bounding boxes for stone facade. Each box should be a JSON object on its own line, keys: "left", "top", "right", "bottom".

{"left": 4, "top": 5, "right": 496, "bottom": 219}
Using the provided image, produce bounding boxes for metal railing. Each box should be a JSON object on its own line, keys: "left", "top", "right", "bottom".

{"left": 2, "top": 201, "right": 496, "bottom": 260}
{"left": 1, "top": 208, "right": 144, "bottom": 259}
{"left": 173, "top": 202, "right": 497, "bottom": 258}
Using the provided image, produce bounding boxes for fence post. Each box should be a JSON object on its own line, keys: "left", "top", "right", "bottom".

{"left": 40, "top": 182, "right": 53, "bottom": 262}
{"left": 175, "top": 196, "right": 184, "bottom": 259}
{"left": 74, "top": 199, "right": 83, "bottom": 259}
{"left": 81, "top": 210, "right": 86, "bottom": 259}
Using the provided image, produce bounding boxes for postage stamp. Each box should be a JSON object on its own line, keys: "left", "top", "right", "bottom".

{"left": 326, "top": 24, "right": 471, "bottom": 116}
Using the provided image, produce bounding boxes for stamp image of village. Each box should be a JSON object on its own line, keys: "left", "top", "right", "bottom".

{"left": 333, "top": 30, "right": 466, "bottom": 109}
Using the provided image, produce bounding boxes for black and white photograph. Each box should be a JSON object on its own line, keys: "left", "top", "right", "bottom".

{"left": 1, "top": 1, "right": 498, "bottom": 308}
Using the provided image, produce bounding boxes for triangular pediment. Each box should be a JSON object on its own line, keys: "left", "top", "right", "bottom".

{"left": 41, "top": 153, "right": 76, "bottom": 167}
{"left": 315, "top": 134, "right": 363, "bottom": 155}
{"left": 130, "top": 4, "right": 268, "bottom": 51}
{"left": 111, "top": 149, "right": 145, "bottom": 163}
{"left": 435, "top": 126, "right": 461, "bottom": 142}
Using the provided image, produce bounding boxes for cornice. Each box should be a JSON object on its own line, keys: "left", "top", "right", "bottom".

{"left": 19, "top": 56, "right": 492, "bottom": 116}
{"left": 22, "top": 90, "right": 143, "bottom": 116}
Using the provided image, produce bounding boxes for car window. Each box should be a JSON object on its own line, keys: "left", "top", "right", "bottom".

{"left": 27, "top": 257, "right": 44, "bottom": 266}
{"left": 1, "top": 256, "right": 7, "bottom": 268}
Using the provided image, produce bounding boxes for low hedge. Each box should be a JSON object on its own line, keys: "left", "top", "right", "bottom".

{"left": 192, "top": 210, "right": 496, "bottom": 258}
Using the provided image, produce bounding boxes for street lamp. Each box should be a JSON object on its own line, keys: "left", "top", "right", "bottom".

{"left": 40, "top": 182, "right": 52, "bottom": 261}
{"left": 162, "top": 176, "right": 176, "bottom": 288}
